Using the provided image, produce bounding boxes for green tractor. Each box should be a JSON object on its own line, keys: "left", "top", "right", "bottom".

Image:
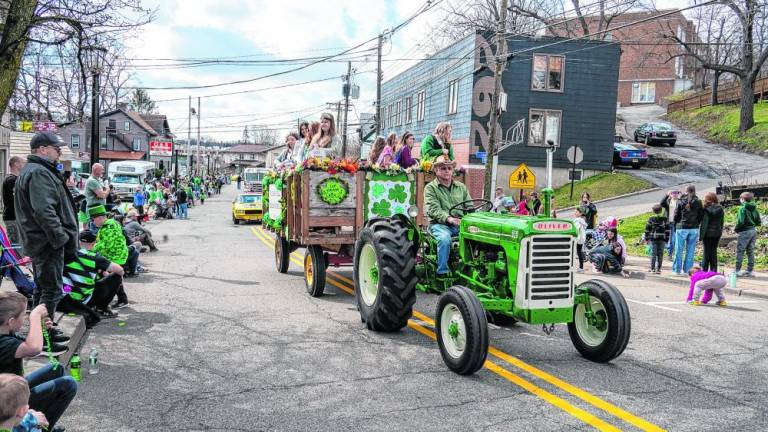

{"left": 353, "top": 191, "right": 631, "bottom": 375}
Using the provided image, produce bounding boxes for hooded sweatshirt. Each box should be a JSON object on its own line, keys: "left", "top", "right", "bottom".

{"left": 735, "top": 201, "right": 762, "bottom": 233}
{"left": 700, "top": 204, "right": 725, "bottom": 238}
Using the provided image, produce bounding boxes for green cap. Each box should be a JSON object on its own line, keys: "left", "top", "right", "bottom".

{"left": 88, "top": 205, "right": 107, "bottom": 218}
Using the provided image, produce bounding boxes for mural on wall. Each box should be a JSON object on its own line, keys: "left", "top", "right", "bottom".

{"left": 469, "top": 33, "right": 504, "bottom": 164}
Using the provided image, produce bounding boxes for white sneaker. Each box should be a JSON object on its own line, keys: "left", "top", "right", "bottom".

{"left": 736, "top": 270, "right": 752, "bottom": 277}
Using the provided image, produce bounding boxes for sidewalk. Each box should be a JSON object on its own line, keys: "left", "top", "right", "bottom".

{"left": 620, "top": 254, "right": 768, "bottom": 300}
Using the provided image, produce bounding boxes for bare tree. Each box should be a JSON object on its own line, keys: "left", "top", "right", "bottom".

{"left": 0, "top": 0, "right": 154, "bottom": 122}
{"left": 668, "top": 0, "right": 768, "bottom": 132}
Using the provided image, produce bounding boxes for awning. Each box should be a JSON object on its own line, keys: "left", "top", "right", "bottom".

{"left": 98, "top": 150, "right": 146, "bottom": 160}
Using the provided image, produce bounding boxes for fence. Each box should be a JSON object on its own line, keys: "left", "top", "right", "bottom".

{"left": 668, "top": 74, "right": 768, "bottom": 113}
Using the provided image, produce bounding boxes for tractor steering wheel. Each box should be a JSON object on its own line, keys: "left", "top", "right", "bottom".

{"left": 449, "top": 199, "right": 494, "bottom": 219}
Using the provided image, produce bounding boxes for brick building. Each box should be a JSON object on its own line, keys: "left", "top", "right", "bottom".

{"left": 551, "top": 9, "right": 701, "bottom": 106}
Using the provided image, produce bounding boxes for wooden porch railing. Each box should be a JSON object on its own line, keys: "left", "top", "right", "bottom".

{"left": 667, "top": 74, "right": 768, "bottom": 113}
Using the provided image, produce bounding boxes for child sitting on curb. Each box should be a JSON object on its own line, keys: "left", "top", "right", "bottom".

{"left": 0, "top": 373, "right": 49, "bottom": 432}
{"left": 687, "top": 265, "right": 727, "bottom": 306}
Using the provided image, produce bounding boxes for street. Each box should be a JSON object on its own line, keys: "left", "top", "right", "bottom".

{"left": 66, "top": 185, "right": 768, "bottom": 431}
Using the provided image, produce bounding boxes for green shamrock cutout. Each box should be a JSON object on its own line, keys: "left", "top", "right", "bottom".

{"left": 371, "top": 183, "right": 385, "bottom": 198}
{"left": 388, "top": 184, "right": 407, "bottom": 203}
{"left": 372, "top": 200, "right": 392, "bottom": 217}
{"left": 393, "top": 205, "right": 406, "bottom": 215}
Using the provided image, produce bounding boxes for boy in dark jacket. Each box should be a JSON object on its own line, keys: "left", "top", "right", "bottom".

{"left": 645, "top": 204, "right": 670, "bottom": 273}
{"left": 735, "top": 192, "right": 762, "bottom": 277}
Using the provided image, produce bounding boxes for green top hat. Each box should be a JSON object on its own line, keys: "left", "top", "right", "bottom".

{"left": 87, "top": 205, "right": 107, "bottom": 218}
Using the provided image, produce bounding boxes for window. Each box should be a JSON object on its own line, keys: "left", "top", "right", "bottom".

{"left": 132, "top": 137, "right": 141, "bottom": 151}
{"left": 70, "top": 134, "right": 80, "bottom": 149}
{"left": 631, "top": 82, "right": 656, "bottom": 103}
{"left": 416, "top": 90, "right": 426, "bottom": 122}
{"left": 404, "top": 96, "right": 413, "bottom": 124}
{"left": 107, "top": 119, "right": 116, "bottom": 131}
{"left": 100, "top": 137, "right": 107, "bottom": 149}
{"left": 531, "top": 54, "right": 564, "bottom": 92}
{"left": 395, "top": 100, "right": 402, "bottom": 126}
{"left": 124, "top": 121, "right": 130, "bottom": 131}
{"left": 528, "top": 109, "right": 562, "bottom": 148}
{"left": 675, "top": 57, "right": 684, "bottom": 78}
{"left": 447, "top": 79, "right": 459, "bottom": 115}
{"left": 388, "top": 103, "right": 394, "bottom": 127}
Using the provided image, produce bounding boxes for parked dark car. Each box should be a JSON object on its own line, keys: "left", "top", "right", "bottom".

{"left": 633, "top": 122, "right": 676, "bottom": 146}
{"left": 613, "top": 135, "right": 648, "bottom": 169}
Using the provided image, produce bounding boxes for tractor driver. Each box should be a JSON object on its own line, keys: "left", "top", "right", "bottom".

{"left": 425, "top": 155, "right": 471, "bottom": 276}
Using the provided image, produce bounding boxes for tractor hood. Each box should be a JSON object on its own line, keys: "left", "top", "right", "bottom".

{"left": 461, "top": 212, "right": 576, "bottom": 243}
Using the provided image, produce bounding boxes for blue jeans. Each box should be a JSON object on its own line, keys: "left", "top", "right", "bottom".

{"left": 429, "top": 224, "right": 459, "bottom": 275}
{"left": 666, "top": 223, "right": 676, "bottom": 257}
{"left": 26, "top": 363, "right": 78, "bottom": 428}
{"left": 673, "top": 228, "right": 698, "bottom": 273}
{"left": 178, "top": 203, "right": 188, "bottom": 219}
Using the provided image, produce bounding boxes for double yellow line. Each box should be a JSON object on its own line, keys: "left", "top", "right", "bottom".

{"left": 251, "top": 227, "right": 664, "bottom": 432}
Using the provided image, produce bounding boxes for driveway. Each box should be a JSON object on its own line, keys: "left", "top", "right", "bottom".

{"left": 617, "top": 105, "right": 768, "bottom": 188}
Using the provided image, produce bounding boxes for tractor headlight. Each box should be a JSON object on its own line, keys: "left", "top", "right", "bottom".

{"left": 408, "top": 206, "right": 419, "bottom": 218}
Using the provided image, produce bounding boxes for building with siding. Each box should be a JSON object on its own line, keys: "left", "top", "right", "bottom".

{"left": 381, "top": 32, "right": 621, "bottom": 191}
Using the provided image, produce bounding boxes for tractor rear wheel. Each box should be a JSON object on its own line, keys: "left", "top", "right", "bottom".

{"left": 353, "top": 219, "right": 417, "bottom": 332}
{"left": 568, "top": 279, "right": 631, "bottom": 363}
{"left": 304, "top": 245, "right": 326, "bottom": 297}
{"left": 275, "top": 235, "right": 290, "bottom": 273}
{"left": 436, "top": 286, "right": 489, "bottom": 375}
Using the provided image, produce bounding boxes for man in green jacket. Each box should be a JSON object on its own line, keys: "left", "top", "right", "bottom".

{"left": 89, "top": 205, "right": 129, "bottom": 266}
{"left": 735, "top": 191, "right": 762, "bottom": 277}
{"left": 420, "top": 122, "right": 454, "bottom": 162}
{"left": 425, "top": 155, "right": 470, "bottom": 275}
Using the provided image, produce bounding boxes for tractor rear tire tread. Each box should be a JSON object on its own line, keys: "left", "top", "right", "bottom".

{"left": 354, "top": 219, "right": 417, "bottom": 332}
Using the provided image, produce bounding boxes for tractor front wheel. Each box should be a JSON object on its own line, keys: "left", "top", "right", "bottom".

{"left": 304, "top": 245, "right": 326, "bottom": 297}
{"left": 275, "top": 236, "right": 290, "bottom": 273}
{"left": 353, "top": 219, "right": 417, "bottom": 332}
{"left": 568, "top": 279, "right": 631, "bottom": 363}
{"left": 436, "top": 286, "right": 489, "bottom": 375}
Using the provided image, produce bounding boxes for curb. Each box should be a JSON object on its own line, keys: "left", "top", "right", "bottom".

{"left": 24, "top": 313, "right": 87, "bottom": 374}
{"left": 559, "top": 186, "right": 663, "bottom": 213}
{"left": 626, "top": 267, "right": 768, "bottom": 301}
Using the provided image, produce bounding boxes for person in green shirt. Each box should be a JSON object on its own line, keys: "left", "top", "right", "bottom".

{"left": 420, "top": 122, "right": 454, "bottom": 162}
{"left": 735, "top": 191, "right": 762, "bottom": 277}
{"left": 424, "top": 155, "right": 470, "bottom": 275}
{"left": 89, "top": 205, "right": 128, "bottom": 266}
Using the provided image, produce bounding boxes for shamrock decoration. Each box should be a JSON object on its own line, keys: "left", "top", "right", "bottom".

{"left": 316, "top": 177, "right": 349, "bottom": 206}
{"left": 371, "top": 183, "right": 386, "bottom": 198}
{"left": 393, "top": 204, "right": 406, "bottom": 215}
{"left": 388, "top": 184, "right": 408, "bottom": 203}
{"left": 371, "top": 200, "right": 392, "bottom": 217}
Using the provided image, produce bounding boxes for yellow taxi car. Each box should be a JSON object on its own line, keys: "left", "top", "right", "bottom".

{"left": 232, "top": 193, "right": 263, "bottom": 224}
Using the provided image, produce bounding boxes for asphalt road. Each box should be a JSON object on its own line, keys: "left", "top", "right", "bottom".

{"left": 65, "top": 185, "right": 768, "bottom": 431}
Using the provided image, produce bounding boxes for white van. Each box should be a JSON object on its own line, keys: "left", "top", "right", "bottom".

{"left": 108, "top": 161, "right": 156, "bottom": 201}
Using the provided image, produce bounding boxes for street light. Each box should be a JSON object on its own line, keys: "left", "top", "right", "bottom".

{"left": 82, "top": 43, "right": 107, "bottom": 167}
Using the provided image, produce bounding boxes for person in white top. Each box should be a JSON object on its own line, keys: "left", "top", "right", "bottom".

{"left": 573, "top": 208, "right": 588, "bottom": 272}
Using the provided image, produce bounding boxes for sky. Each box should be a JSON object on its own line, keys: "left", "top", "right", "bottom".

{"left": 124, "top": 0, "right": 690, "bottom": 143}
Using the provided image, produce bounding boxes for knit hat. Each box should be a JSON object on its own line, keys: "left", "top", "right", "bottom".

{"left": 88, "top": 205, "right": 107, "bottom": 218}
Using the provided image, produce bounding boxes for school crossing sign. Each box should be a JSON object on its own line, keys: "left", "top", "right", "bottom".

{"left": 508, "top": 163, "right": 535, "bottom": 189}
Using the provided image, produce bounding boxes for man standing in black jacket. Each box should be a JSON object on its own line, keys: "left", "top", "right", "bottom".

{"left": 672, "top": 185, "right": 703, "bottom": 275}
{"left": 14, "top": 132, "right": 79, "bottom": 320}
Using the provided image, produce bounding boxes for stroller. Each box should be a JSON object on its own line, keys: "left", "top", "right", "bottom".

{"left": 0, "top": 226, "right": 36, "bottom": 298}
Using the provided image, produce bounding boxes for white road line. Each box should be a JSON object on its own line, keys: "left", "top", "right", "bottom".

{"left": 626, "top": 298, "right": 681, "bottom": 312}
{"left": 650, "top": 300, "right": 759, "bottom": 305}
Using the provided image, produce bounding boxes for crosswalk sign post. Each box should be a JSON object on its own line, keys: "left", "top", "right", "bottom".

{"left": 508, "top": 163, "right": 535, "bottom": 190}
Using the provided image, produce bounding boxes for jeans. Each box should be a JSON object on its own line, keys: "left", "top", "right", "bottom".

{"left": 735, "top": 228, "right": 757, "bottom": 272}
{"left": 26, "top": 363, "right": 78, "bottom": 429}
{"left": 124, "top": 246, "right": 140, "bottom": 275}
{"left": 429, "top": 224, "right": 459, "bottom": 275}
{"left": 666, "top": 223, "right": 676, "bottom": 257}
{"left": 701, "top": 236, "right": 721, "bottom": 272}
{"left": 178, "top": 203, "right": 188, "bottom": 219}
{"left": 30, "top": 247, "right": 65, "bottom": 318}
{"left": 673, "top": 228, "right": 699, "bottom": 273}
{"left": 576, "top": 244, "right": 584, "bottom": 270}
{"left": 650, "top": 240, "right": 665, "bottom": 271}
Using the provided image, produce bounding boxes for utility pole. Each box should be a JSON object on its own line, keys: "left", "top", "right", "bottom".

{"left": 187, "top": 96, "right": 192, "bottom": 176}
{"left": 341, "top": 61, "right": 352, "bottom": 158}
{"left": 482, "top": 0, "right": 508, "bottom": 200}
{"left": 375, "top": 32, "right": 383, "bottom": 136}
{"left": 196, "top": 97, "right": 201, "bottom": 175}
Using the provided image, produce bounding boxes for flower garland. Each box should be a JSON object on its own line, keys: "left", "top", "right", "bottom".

{"left": 301, "top": 157, "right": 359, "bottom": 175}
{"left": 316, "top": 177, "right": 349, "bottom": 205}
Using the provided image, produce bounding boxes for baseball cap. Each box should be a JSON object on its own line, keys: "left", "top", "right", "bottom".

{"left": 30, "top": 132, "right": 65, "bottom": 149}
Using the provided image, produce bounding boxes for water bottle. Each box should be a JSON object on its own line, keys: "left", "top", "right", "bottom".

{"left": 70, "top": 354, "right": 81, "bottom": 381}
{"left": 729, "top": 272, "right": 738, "bottom": 289}
{"left": 89, "top": 349, "right": 99, "bottom": 375}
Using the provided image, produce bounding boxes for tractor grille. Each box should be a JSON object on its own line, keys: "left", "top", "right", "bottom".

{"left": 527, "top": 235, "right": 573, "bottom": 301}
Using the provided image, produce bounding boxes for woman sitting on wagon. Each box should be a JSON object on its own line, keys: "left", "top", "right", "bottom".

{"left": 375, "top": 133, "right": 396, "bottom": 168}
{"left": 367, "top": 136, "right": 386, "bottom": 167}
{"left": 420, "top": 122, "right": 454, "bottom": 162}
{"left": 307, "top": 112, "right": 342, "bottom": 159}
{"left": 274, "top": 132, "right": 300, "bottom": 170}
{"left": 394, "top": 131, "right": 417, "bottom": 168}
{"left": 294, "top": 121, "right": 311, "bottom": 164}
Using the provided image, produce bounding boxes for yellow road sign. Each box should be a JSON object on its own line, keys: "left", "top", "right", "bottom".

{"left": 509, "top": 163, "right": 535, "bottom": 189}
